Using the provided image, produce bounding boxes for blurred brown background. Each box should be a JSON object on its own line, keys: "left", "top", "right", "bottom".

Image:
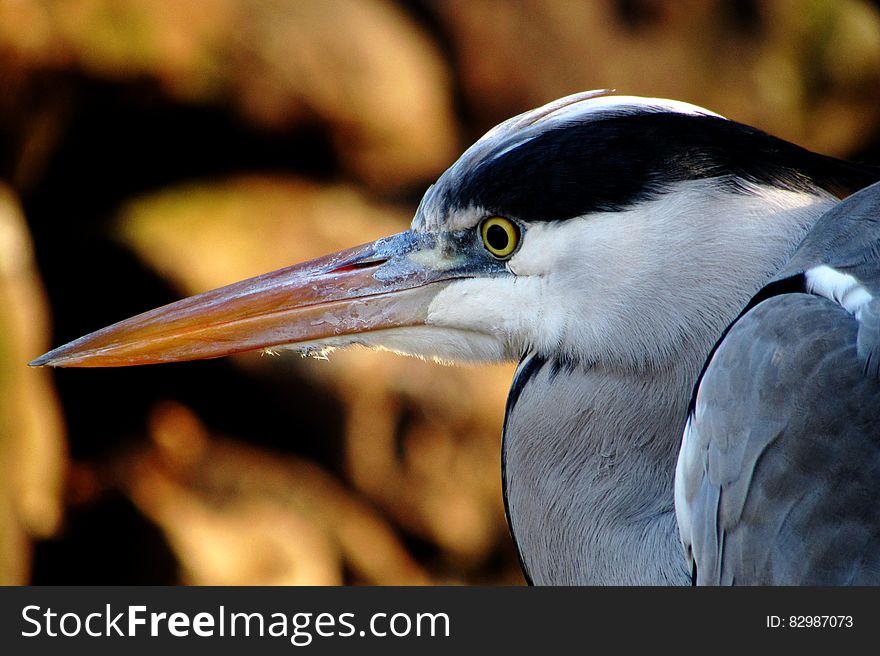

{"left": 2, "top": 0, "right": 880, "bottom": 585}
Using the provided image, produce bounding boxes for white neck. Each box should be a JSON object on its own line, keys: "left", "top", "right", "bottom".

{"left": 502, "top": 182, "right": 838, "bottom": 584}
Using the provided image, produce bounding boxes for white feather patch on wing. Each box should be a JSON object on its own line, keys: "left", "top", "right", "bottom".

{"left": 806, "top": 265, "right": 874, "bottom": 320}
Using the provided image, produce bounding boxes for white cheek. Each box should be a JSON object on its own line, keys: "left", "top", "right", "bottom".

{"left": 509, "top": 219, "right": 611, "bottom": 354}
{"left": 426, "top": 221, "right": 604, "bottom": 358}
{"left": 426, "top": 277, "right": 554, "bottom": 356}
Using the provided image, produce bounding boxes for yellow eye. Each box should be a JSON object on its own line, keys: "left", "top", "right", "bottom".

{"left": 480, "top": 217, "right": 520, "bottom": 258}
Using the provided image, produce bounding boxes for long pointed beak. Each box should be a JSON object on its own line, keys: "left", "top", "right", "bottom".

{"left": 30, "top": 231, "right": 456, "bottom": 368}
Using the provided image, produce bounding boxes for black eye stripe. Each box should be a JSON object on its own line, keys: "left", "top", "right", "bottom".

{"left": 440, "top": 113, "right": 880, "bottom": 221}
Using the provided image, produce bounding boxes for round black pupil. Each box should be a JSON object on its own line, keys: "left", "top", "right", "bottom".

{"left": 487, "top": 223, "right": 510, "bottom": 251}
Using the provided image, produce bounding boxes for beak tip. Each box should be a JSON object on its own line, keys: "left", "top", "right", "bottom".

{"left": 29, "top": 355, "right": 51, "bottom": 368}
{"left": 29, "top": 351, "right": 63, "bottom": 368}
{"left": 30, "top": 344, "right": 80, "bottom": 368}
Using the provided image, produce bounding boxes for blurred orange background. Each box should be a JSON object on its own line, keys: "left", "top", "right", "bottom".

{"left": 2, "top": 0, "right": 880, "bottom": 585}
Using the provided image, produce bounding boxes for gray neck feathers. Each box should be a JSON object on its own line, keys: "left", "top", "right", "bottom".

{"left": 502, "top": 183, "right": 839, "bottom": 585}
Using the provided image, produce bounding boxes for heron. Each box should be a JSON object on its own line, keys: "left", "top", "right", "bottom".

{"left": 30, "top": 91, "right": 880, "bottom": 585}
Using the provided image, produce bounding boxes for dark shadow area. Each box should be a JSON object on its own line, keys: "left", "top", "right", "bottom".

{"left": 31, "top": 491, "right": 180, "bottom": 585}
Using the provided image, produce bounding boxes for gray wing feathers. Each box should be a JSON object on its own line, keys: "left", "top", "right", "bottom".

{"left": 680, "top": 180, "right": 880, "bottom": 585}
{"left": 685, "top": 294, "right": 880, "bottom": 584}
{"left": 775, "top": 180, "right": 880, "bottom": 371}
{"left": 856, "top": 297, "right": 880, "bottom": 378}
{"left": 774, "top": 181, "right": 880, "bottom": 280}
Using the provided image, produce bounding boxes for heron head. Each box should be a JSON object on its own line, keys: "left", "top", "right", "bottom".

{"left": 31, "top": 91, "right": 862, "bottom": 369}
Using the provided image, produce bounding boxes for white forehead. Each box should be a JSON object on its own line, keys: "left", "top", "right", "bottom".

{"left": 565, "top": 93, "right": 723, "bottom": 119}
{"left": 483, "top": 91, "right": 722, "bottom": 139}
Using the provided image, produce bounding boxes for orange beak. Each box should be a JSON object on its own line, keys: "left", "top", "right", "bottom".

{"left": 30, "top": 230, "right": 462, "bottom": 368}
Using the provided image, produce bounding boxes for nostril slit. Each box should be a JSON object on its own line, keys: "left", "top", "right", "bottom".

{"left": 331, "top": 258, "right": 389, "bottom": 273}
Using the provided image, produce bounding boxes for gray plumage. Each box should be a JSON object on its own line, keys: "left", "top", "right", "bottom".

{"left": 505, "top": 353, "right": 692, "bottom": 585}
{"left": 679, "top": 181, "right": 880, "bottom": 584}
{"left": 778, "top": 180, "right": 880, "bottom": 379}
